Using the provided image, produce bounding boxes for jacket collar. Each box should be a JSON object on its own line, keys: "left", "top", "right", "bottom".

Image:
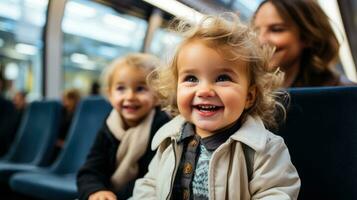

{"left": 151, "top": 115, "right": 268, "bottom": 152}
{"left": 229, "top": 115, "right": 267, "bottom": 151}
{"left": 151, "top": 115, "right": 185, "bottom": 150}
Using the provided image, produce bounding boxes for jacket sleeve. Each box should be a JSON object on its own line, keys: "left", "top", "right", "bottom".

{"left": 76, "top": 125, "right": 118, "bottom": 200}
{"left": 130, "top": 149, "right": 162, "bottom": 200}
{"left": 250, "top": 136, "right": 301, "bottom": 200}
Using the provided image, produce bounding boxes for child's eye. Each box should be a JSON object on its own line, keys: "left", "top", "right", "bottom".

{"left": 216, "top": 74, "right": 232, "bottom": 82}
{"left": 116, "top": 85, "right": 125, "bottom": 91}
{"left": 136, "top": 85, "right": 147, "bottom": 92}
{"left": 184, "top": 75, "right": 198, "bottom": 82}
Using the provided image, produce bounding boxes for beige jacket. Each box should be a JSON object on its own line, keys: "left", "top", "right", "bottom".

{"left": 131, "top": 115, "right": 300, "bottom": 200}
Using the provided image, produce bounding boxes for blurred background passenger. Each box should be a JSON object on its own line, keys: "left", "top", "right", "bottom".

{"left": 12, "top": 90, "right": 27, "bottom": 128}
{"left": 253, "top": 0, "right": 356, "bottom": 87}
{"left": 0, "top": 94, "right": 16, "bottom": 156}
{"left": 57, "top": 88, "right": 81, "bottom": 148}
{"left": 0, "top": 90, "right": 27, "bottom": 157}
{"left": 90, "top": 81, "right": 100, "bottom": 96}
{"left": 50, "top": 88, "right": 81, "bottom": 163}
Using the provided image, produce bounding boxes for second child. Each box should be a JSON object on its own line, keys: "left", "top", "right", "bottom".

{"left": 77, "top": 53, "right": 171, "bottom": 200}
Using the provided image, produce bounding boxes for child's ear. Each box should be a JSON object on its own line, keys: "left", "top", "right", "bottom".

{"left": 245, "top": 85, "right": 257, "bottom": 109}
{"left": 154, "top": 95, "right": 160, "bottom": 106}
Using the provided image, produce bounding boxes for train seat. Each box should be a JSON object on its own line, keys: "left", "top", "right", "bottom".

{"left": 277, "top": 86, "right": 357, "bottom": 200}
{"left": 0, "top": 100, "right": 62, "bottom": 183}
{"left": 10, "top": 96, "right": 112, "bottom": 200}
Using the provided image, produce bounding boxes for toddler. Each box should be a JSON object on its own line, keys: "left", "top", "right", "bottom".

{"left": 77, "top": 53, "right": 171, "bottom": 200}
{"left": 131, "top": 14, "right": 300, "bottom": 200}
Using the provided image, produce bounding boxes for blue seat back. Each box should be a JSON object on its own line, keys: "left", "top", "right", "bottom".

{"left": 50, "top": 96, "right": 112, "bottom": 174}
{"left": 277, "top": 86, "right": 357, "bottom": 200}
{"left": 2, "top": 100, "right": 62, "bottom": 165}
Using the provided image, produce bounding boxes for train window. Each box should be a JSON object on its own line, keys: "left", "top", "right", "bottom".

{"left": 231, "top": 0, "right": 262, "bottom": 20}
{"left": 163, "top": 0, "right": 263, "bottom": 21}
{"left": 0, "top": 0, "right": 48, "bottom": 100}
{"left": 146, "top": 0, "right": 263, "bottom": 61}
{"left": 149, "top": 28, "right": 182, "bottom": 60}
{"left": 338, "top": 0, "right": 357, "bottom": 81}
{"left": 62, "top": 0, "right": 147, "bottom": 94}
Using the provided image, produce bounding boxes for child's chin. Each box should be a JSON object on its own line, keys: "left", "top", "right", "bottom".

{"left": 122, "top": 113, "right": 140, "bottom": 121}
{"left": 195, "top": 123, "right": 222, "bottom": 134}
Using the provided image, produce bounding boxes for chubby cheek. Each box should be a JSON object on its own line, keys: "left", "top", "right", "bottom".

{"left": 176, "top": 86, "right": 194, "bottom": 115}
{"left": 222, "top": 90, "right": 247, "bottom": 110}
{"left": 108, "top": 93, "right": 123, "bottom": 109}
{"left": 138, "top": 95, "right": 156, "bottom": 108}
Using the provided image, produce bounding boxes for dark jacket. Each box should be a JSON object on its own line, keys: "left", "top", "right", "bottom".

{"left": 0, "top": 96, "right": 17, "bottom": 156}
{"left": 76, "top": 107, "right": 170, "bottom": 200}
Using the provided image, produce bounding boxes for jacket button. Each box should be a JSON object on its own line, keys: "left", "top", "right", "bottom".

{"left": 189, "top": 139, "right": 198, "bottom": 147}
{"left": 183, "top": 163, "right": 193, "bottom": 174}
{"left": 183, "top": 189, "right": 189, "bottom": 200}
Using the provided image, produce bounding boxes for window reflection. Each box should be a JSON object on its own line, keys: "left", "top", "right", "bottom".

{"left": 232, "top": 0, "right": 262, "bottom": 20}
{"left": 62, "top": 0, "right": 147, "bottom": 94}
{"left": 0, "top": 0, "right": 48, "bottom": 100}
{"left": 149, "top": 28, "right": 182, "bottom": 60}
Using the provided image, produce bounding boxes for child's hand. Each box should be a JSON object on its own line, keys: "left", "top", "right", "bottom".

{"left": 88, "top": 190, "right": 117, "bottom": 200}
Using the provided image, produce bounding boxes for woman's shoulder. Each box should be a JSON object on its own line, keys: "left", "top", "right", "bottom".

{"left": 338, "top": 75, "right": 357, "bottom": 86}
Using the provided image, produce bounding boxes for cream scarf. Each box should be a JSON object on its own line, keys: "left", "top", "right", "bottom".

{"left": 106, "top": 109, "right": 155, "bottom": 191}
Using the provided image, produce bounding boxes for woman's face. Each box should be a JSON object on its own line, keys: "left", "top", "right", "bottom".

{"left": 254, "top": 2, "right": 305, "bottom": 70}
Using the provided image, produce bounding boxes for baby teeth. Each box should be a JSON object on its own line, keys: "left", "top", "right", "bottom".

{"left": 199, "top": 105, "right": 216, "bottom": 109}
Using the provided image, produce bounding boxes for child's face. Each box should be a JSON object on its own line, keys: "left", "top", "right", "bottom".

{"left": 176, "top": 41, "right": 256, "bottom": 138}
{"left": 108, "top": 65, "right": 156, "bottom": 128}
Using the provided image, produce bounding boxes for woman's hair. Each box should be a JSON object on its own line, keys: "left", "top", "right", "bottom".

{"left": 149, "top": 13, "right": 285, "bottom": 129}
{"left": 254, "top": 0, "right": 340, "bottom": 86}
{"left": 101, "top": 53, "right": 162, "bottom": 97}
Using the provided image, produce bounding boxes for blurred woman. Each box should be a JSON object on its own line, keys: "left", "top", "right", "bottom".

{"left": 50, "top": 88, "right": 81, "bottom": 163}
{"left": 58, "top": 88, "right": 81, "bottom": 147}
{"left": 253, "top": 0, "right": 356, "bottom": 87}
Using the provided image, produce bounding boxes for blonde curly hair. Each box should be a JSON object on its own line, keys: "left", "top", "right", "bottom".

{"left": 149, "top": 13, "right": 286, "bottom": 129}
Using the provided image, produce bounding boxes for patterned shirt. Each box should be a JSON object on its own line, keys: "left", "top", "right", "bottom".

{"left": 192, "top": 144, "right": 212, "bottom": 199}
{"left": 171, "top": 121, "right": 241, "bottom": 200}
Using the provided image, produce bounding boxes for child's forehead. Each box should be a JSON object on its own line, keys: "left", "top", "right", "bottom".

{"left": 180, "top": 40, "right": 249, "bottom": 60}
{"left": 114, "top": 64, "right": 150, "bottom": 74}
{"left": 111, "top": 65, "right": 149, "bottom": 82}
{"left": 178, "top": 42, "right": 248, "bottom": 68}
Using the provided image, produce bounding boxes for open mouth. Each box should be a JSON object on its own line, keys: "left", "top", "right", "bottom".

{"left": 194, "top": 104, "right": 223, "bottom": 112}
{"left": 123, "top": 105, "right": 141, "bottom": 110}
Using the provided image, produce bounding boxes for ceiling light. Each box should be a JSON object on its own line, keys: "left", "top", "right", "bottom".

{"left": 143, "top": 0, "right": 203, "bottom": 23}
{"left": 5, "top": 62, "right": 19, "bottom": 80}
{"left": 15, "top": 43, "right": 38, "bottom": 55}
{"left": 70, "top": 53, "right": 88, "bottom": 64}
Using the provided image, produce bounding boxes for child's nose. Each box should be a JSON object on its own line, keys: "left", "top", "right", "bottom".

{"left": 126, "top": 90, "right": 136, "bottom": 99}
{"left": 197, "top": 83, "right": 215, "bottom": 98}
